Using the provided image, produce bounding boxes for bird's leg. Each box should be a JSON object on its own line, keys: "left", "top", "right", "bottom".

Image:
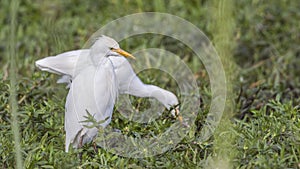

{"left": 93, "top": 142, "right": 98, "bottom": 154}
{"left": 78, "top": 152, "right": 83, "bottom": 164}
{"left": 78, "top": 135, "right": 84, "bottom": 162}
{"left": 79, "top": 135, "right": 84, "bottom": 148}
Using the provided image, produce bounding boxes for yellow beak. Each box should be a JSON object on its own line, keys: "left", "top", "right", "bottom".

{"left": 112, "top": 48, "right": 136, "bottom": 59}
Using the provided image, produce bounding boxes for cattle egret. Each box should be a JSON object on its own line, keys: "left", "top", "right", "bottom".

{"left": 35, "top": 36, "right": 180, "bottom": 152}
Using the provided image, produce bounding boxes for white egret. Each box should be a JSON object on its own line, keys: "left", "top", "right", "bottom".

{"left": 35, "top": 36, "right": 180, "bottom": 152}
{"left": 36, "top": 50, "right": 180, "bottom": 115}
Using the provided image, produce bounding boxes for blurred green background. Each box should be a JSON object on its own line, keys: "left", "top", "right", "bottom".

{"left": 1, "top": 0, "right": 299, "bottom": 168}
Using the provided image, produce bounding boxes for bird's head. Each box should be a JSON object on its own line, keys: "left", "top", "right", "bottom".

{"left": 90, "top": 35, "right": 135, "bottom": 64}
{"left": 166, "top": 92, "right": 180, "bottom": 117}
{"left": 153, "top": 90, "right": 180, "bottom": 117}
{"left": 163, "top": 92, "right": 186, "bottom": 126}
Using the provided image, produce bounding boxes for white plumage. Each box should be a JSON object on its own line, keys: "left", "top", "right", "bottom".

{"left": 65, "top": 58, "right": 117, "bottom": 152}
{"left": 35, "top": 36, "right": 180, "bottom": 152}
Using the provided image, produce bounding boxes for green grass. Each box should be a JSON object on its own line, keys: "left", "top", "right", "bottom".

{"left": 1, "top": 0, "right": 300, "bottom": 168}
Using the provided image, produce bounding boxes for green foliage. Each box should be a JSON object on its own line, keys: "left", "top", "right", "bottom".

{"left": 234, "top": 100, "right": 300, "bottom": 168}
{"left": 1, "top": 0, "right": 299, "bottom": 168}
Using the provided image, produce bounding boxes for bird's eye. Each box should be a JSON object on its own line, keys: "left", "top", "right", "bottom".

{"left": 110, "top": 47, "right": 114, "bottom": 50}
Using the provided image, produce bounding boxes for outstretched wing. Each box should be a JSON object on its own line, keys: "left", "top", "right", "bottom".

{"left": 35, "top": 49, "right": 90, "bottom": 76}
